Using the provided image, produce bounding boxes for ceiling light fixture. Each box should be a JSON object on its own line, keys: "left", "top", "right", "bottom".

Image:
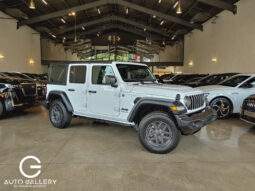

{"left": 82, "top": 26, "right": 86, "bottom": 31}
{"left": 173, "top": 1, "right": 179, "bottom": 9}
{"left": 176, "top": 0, "right": 182, "bottom": 14}
{"left": 61, "top": 18, "right": 66, "bottom": 24}
{"left": 29, "top": 0, "right": 36, "bottom": 9}
{"left": 126, "top": 8, "right": 129, "bottom": 15}
{"left": 97, "top": 33, "right": 100, "bottom": 37}
{"left": 69, "top": 12, "right": 76, "bottom": 16}
{"left": 171, "top": 35, "right": 176, "bottom": 40}
{"left": 144, "top": 28, "right": 146, "bottom": 32}
{"left": 97, "top": 8, "right": 101, "bottom": 15}
{"left": 0, "top": 54, "right": 4, "bottom": 59}
{"left": 62, "top": 37, "right": 66, "bottom": 43}
{"left": 158, "top": 0, "right": 162, "bottom": 4}
{"left": 160, "top": 20, "right": 165, "bottom": 25}
{"left": 153, "top": 15, "right": 156, "bottom": 18}
{"left": 211, "top": 57, "right": 217, "bottom": 63}
{"left": 41, "top": 0, "right": 48, "bottom": 5}
{"left": 49, "top": 33, "right": 56, "bottom": 38}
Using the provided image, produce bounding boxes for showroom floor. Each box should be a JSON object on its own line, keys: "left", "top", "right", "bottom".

{"left": 0, "top": 105, "right": 255, "bottom": 191}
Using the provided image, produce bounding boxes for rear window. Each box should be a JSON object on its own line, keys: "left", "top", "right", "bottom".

{"left": 48, "top": 64, "right": 68, "bottom": 85}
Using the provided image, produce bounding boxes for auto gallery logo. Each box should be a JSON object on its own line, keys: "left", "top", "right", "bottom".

{"left": 3, "top": 156, "right": 57, "bottom": 188}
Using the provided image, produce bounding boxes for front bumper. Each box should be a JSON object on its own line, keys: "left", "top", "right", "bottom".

{"left": 175, "top": 107, "right": 217, "bottom": 135}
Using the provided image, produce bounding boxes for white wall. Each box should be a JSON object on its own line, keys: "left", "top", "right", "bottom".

{"left": 182, "top": 0, "right": 255, "bottom": 74}
{"left": 0, "top": 11, "right": 43, "bottom": 73}
{"left": 152, "top": 42, "right": 183, "bottom": 74}
{"left": 41, "top": 39, "right": 78, "bottom": 61}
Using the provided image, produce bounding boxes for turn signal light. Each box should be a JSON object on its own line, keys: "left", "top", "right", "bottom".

{"left": 0, "top": 93, "right": 4, "bottom": 98}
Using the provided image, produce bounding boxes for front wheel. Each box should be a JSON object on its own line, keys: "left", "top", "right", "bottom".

{"left": 210, "top": 97, "right": 232, "bottom": 119}
{"left": 49, "top": 100, "right": 72, "bottom": 129}
{"left": 138, "top": 111, "right": 181, "bottom": 154}
{"left": 0, "top": 101, "right": 6, "bottom": 119}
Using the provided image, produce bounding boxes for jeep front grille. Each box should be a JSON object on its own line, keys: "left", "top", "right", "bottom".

{"left": 187, "top": 94, "right": 205, "bottom": 110}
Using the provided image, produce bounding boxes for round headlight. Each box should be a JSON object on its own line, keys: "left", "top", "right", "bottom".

{"left": 184, "top": 96, "right": 191, "bottom": 108}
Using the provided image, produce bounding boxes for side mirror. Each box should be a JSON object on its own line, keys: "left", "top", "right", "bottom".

{"left": 110, "top": 77, "right": 118, "bottom": 88}
{"left": 242, "top": 83, "right": 253, "bottom": 89}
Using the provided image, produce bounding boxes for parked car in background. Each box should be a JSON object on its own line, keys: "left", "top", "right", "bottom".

{"left": 240, "top": 95, "right": 255, "bottom": 124}
{"left": 198, "top": 74, "right": 255, "bottom": 119}
{"left": 186, "top": 73, "right": 239, "bottom": 87}
{"left": 160, "top": 73, "right": 175, "bottom": 82}
{"left": 0, "top": 72, "right": 37, "bottom": 105}
{"left": 0, "top": 73, "right": 37, "bottom": 118}
{"left": 154, "top": 75, "right": 164, "bottom": 83}
{"left": 166, "top": 74, "right": 208, "bottom": 85}
{"left": 23, "top": 73, "right": 47, "bottom": 99}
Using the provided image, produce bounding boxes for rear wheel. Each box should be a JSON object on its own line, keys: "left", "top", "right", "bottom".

{"left": 138, "top": 111, "right": 181, "bottom": 154}
{"left": 210, "top": 97, "right": 232, "bottom": 119}
{"left": 49, "top": 100, "right": 72, "bottom": 129}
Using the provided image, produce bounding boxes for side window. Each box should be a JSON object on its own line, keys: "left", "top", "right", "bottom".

{"left": 243, "top": 78, "right": 255, "bottom": 87}
{"left": 92, "top": 65, "right": 115, "bottom": 85}
{"left": 69, "top": 66, "right": 86, "bottom": 84}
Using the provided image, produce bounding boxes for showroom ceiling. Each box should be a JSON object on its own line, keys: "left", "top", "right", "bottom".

{"left": 0, "top": 0, "right": 239, "bottom": 58}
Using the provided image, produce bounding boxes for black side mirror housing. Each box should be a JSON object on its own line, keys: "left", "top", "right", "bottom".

{"left": 110, "top": 77, "right": 118, "bottom": 88}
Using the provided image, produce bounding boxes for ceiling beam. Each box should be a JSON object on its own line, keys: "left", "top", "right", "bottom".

{"left": 65, "top": 24, "right": 158, "bottom": 40}
{"left": 18, "top": 0, "right": 202, "bottom": 30}
{"left": 197, "top": 0, "right": 237, "bottom": 14}
{"left": 54, "top": 15, "right": 171, "bottom": 37}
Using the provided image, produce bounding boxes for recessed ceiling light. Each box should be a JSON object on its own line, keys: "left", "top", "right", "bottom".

{"left": 158, "top": 0, "right": 162, "bottom": 4}
{"left": 61, "top": 18, "right": 66, "bottom": 24}
{"left": 62, "top": 37, "right": 66, "bottom": 43}
{"left": 153, "top": 15, "right": 156, "bottom": 18}
{"left": 97, "top": 8, "right": 101, "bottom": 15}
{"left": 49, "top": 33, "right": 56, "bottom": 38}
{"left": 171, "top": 35, "right": 176, "bottom": 40}
{"left": 69, "top": 12, "right": 76, "bottom": 16}
{"left": 144, "top": 28, "right": 146, "bottom": 32}
{"left": 97, "top": 33, "right": 100, "bottom": 37}
{"left": 82, "top": 26, "right": 85, "bottom": 31}
{"left": 126, "top": 8, "right": 129, "bottom": 15}
{"left": 41, "top": 0, "right": 48, "bottom": 5}
{"left": 0, "top": 54, "right": 4, "bottom": 59}
{"left": 160, "top": 20, "right": 165, "bottom": 25}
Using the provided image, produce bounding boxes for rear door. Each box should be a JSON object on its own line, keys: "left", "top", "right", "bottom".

{"left": 66, "top": 64, "right": 87, "bottom": 115}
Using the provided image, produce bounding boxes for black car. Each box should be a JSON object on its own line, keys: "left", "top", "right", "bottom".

{"left": 240, "top": 95, "right": 255, "bottom": 124}
{"left": 0, "top": 74, "right": 37, "bottom": 118}
{"left": 23, "top": 73, "right": 47, "bottom": 99}
{"left": 185, "top": 73, "right": 239, "bottom": 87}
{"left": 166, "top": 74, "right": 208, "bottom": 85}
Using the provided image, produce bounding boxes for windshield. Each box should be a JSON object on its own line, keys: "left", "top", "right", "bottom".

{"left": 161, "top": 74, "right": 174, "bottom": 80}
{"left": 219, "top": 75, "right": 250, "bottom": 87}
{"left": 3, "top": 73, "right": 31, "bottom": 79}
{"left": 117, "top": 64, "right": 156, "bottom": 82}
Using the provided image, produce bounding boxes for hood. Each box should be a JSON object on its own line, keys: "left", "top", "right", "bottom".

{"left": 197, "top": 85, "right": 234, "bottom": 92}
{"left": 127, "top": 82, "right": 203, "bottom": 99}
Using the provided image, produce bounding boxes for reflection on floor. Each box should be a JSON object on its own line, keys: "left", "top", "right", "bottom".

{"left": 0, "top": 105, "right": 255, "bottom": 191}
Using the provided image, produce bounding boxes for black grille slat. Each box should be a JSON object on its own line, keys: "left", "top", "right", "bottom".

{"left": 187, "top": 94, "right": 204, "bottom": 110}
{"left": 22, "top": 84, "right": 36, "bottom": 96}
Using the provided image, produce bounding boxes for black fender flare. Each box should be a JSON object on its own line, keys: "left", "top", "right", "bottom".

{"left": 127, "top": 97, "right": 184, "bottom": 122}
{"left": 47, "top": 91, "right": 73, "bottom": 112}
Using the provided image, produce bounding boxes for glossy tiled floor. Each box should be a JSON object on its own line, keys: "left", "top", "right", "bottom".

{"left": 0, "top": 105, "right": 255, "bottom": 191}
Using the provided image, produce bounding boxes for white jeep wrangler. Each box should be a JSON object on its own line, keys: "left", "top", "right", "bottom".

{"left": 44, "top": 62, "right": 216, "bottom": 154}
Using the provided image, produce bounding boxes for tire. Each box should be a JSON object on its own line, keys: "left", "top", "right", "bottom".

{"left": 138, "top": 111, "right": 181, "bottom": 154}
{"left": 49, "top": 99, "right": 72, "bottom": 129}
{"left": 210, "top": 97, "right": 232, "bottom": 119}
{"left": 0, "top": 101, "right": 5, "bottom": 119}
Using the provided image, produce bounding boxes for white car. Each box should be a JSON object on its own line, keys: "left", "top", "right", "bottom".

{"left": 198, "top": 74, "right": 255, "bottom": 119}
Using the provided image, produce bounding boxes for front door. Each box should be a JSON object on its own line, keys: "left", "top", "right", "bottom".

{"left": 237, "top": 77, "right": 255, "bottom": 110}
{"left": 87, "top": 65, "right": 120, "bottom": 117}
{"left": 66, "top": 65, "right": 87, "bottom": 115}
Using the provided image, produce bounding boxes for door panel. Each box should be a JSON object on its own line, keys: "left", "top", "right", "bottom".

{"left": 87, "top": 65, "right": 120, "bottom": 116}
{"left": 66, "top": 65, "right": 87, "bottom": 115}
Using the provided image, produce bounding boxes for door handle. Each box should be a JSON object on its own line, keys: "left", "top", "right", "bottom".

{"left": 68, "top": 89, "right": 75, "bottom": 92}
{"left": 88, "top": 90, "right": 97, "bottom": 94}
